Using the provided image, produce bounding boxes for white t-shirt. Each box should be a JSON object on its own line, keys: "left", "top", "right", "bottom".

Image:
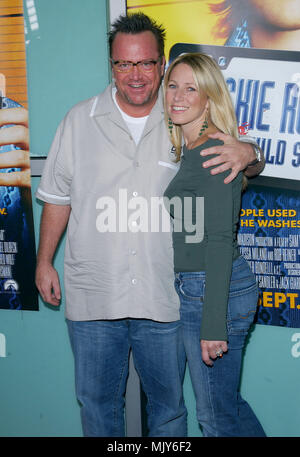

{"left": 112, "top": 87, "right": 148, "bottom": 145}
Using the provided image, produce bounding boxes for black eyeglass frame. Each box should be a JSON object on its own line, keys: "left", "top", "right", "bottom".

{"left": 110, "top": 58, "right": 162, "bottom": 72}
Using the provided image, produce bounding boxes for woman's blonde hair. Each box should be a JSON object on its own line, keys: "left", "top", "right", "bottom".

{"left": 163, "top": 52, "right": 239, "bottom": 162}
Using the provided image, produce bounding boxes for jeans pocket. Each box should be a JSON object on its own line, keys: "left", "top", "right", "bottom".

{"left": 149, "top": 321, "right": 181, "bottom": 334}
{"left": 227, "top": 280, "right": 258, "bottom": 336}
{"left": 178, "top": 277, "right": 205, "bottom": 300}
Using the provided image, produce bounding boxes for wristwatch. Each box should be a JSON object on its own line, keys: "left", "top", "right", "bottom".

{"left": 238, "top": 135, "right": 263, "bottom": 166}
{"left": 248, "top": 144, "right": 262, "bottom": 166}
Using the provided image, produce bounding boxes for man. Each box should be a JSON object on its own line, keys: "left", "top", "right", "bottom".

{"left": 35, "top": 13, "right": 264, "bottom": 437}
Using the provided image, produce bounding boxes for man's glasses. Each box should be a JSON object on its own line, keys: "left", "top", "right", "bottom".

{"left": 111, "top": 58, "right": 161, "bottom": 73}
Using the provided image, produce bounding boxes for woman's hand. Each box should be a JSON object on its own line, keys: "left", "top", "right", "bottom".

{"left": 201, "top": 339, "right": 228, "bottom": 366}
{"left": 0, "top": 107, "right": 30, "bottom": 187}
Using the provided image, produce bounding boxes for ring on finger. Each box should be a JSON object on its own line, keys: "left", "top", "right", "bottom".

{"left": 215, "top": 348, "right": 223, "bottom": 357}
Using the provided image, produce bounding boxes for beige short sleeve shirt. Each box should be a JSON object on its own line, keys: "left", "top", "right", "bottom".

{"left": 36, "top": 85, "right": 180, "bottom": 322}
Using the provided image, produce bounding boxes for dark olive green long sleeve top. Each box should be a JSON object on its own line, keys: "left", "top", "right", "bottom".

{"left": 164, "top": 138, "right": 243, "bottom": 341}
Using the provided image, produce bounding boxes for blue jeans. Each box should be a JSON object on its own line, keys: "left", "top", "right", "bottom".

{"left": 67, "top": 318, "right": 187, "bottom": 437}
{"left": 175, "top": 256, "right": 266, "bottom": 437}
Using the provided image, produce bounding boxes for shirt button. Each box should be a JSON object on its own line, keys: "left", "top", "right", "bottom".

{"left": 131, "top": 250, "right": 137, "bottom": 255}
{"left": 131, "top": 278, "right": 137, "bottom": 285}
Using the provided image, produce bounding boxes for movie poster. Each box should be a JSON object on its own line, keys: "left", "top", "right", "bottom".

{"left": 0, "top": 0, "right": 38, "bottom": 310}
{"left": 127, "top": 0, "right": 300, "bottom": 328}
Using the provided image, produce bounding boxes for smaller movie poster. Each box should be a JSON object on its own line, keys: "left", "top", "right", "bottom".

{"left": 0, "top": 0, "right": 38, "bottom": 311}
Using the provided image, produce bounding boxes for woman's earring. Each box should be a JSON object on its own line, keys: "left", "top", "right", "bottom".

{"left": 199, "top": 111, "right": 208, "bottom": 137}
{"left": 168, "top": 117, "right": 173, "bottom": 135}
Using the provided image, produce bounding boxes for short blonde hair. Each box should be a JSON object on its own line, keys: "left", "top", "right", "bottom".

{"left": 163, "top": 52, "right": 238, "bottom": 161}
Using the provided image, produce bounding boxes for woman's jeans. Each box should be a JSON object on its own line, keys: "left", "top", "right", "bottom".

{"left": 175, "top": 256, "right": 266, "bottom": 437}
{"left": 67, "top": 318, "right": 187, "bottom": 437}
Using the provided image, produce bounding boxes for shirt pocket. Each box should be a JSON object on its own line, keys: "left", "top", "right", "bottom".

{"left": 158, "top": 160, "right": 179, "bottom": 171}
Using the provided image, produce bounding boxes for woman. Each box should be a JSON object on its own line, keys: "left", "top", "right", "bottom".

{"left": 163, "top": 52, "right": 265, "bottom": 437}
